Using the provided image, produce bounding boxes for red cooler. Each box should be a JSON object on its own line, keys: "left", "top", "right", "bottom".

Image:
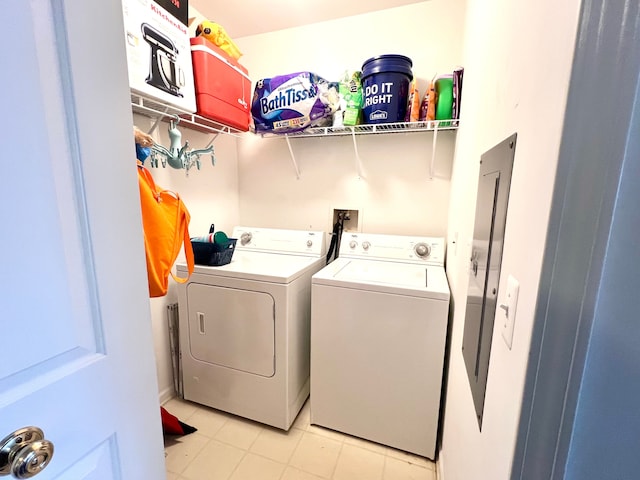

{"left": 190, "top": 37, "right": 251, "bottom": 131}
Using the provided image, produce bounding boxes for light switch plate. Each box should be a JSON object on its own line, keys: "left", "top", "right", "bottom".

{"left": 501, "top": 274, "right": 519, "bottom": 349}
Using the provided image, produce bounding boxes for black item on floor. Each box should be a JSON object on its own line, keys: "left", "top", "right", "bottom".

{"left": 160, "top": 407, "right": 197, "bottom": 436}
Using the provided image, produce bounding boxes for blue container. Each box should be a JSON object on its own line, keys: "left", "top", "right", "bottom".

{"left": 361, "top": 54, "right": 413, "bottom": 124}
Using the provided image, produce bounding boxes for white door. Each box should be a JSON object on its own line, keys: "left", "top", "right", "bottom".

{"left": 1, "top": 1, "right": 166, "bottom": 478}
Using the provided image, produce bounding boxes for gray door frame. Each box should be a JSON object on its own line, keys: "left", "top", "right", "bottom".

{"left": 511, "top": 0, "right": 640, "bottom": 478}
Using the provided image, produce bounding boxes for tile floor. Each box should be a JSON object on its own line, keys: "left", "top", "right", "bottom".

{"left": 164, "top": 397, "right": 437, "bottom": 480}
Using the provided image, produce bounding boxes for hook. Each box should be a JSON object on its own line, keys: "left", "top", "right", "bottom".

{"left": 171, "top": 115, "right": 181, "bottom": 129}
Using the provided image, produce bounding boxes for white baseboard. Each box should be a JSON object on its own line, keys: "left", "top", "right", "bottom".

{"left": 159, "top": 386, "right": 175, "bottom": 405}
{"left": 437, "top": 452, "right": 445, "bottom": 480}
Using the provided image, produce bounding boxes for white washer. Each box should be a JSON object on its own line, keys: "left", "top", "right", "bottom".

{"left": 310, "top": 233, "right": 450, "bottom": 459}
{"left": 176, "top": 227, "right": 326, "bottom": 430}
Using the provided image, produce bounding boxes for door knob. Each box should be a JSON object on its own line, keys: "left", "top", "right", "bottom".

{"left": 0, "top": 427, "right": 54, "bottom": 478}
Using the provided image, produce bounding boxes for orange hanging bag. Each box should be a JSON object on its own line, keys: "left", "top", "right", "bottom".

{"left": 137, "top": 164, "right": 194, "bottom": 297}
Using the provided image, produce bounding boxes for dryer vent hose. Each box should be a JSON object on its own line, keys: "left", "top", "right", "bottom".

{"left": 326, "top": 214, "right": 345, "bottom": 264}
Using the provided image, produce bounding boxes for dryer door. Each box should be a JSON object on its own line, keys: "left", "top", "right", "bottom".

{"left": 186, "top": 283, "right": 275, "bottom": 377}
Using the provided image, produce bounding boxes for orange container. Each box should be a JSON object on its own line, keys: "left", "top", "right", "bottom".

{"left": 190, "top": 37, "right": 251, "bottom": 131}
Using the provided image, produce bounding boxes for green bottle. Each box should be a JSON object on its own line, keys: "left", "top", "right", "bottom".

{"left": 435, "top": 74, "right": 454, "bottom": 124}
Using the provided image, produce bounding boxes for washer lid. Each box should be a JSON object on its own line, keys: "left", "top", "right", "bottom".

{"left": 177, "top": 251, "right": 324, "bottom": 283}
{"left": 313, "top": 258, "right": 450, "bottom": 300}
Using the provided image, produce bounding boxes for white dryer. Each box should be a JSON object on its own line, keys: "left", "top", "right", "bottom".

{"left": 176, "top": 227, "right": 326, "bottom": 430}
{"left": 310, "top": 233, "right": 450, "bottom": 459}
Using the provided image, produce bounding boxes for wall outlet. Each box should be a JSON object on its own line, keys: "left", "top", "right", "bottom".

{"left": 500, "top": 274, "right": 519, "bottom": 350}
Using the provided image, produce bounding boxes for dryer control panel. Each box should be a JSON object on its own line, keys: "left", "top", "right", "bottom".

{"left": 232, "top": 226, "right": 326, "bottom": 257}
{"left": 340, "top": 233, "right": 445, "bottom": 266}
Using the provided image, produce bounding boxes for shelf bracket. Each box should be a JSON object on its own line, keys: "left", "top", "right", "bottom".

{"left": 430, "top": 122, "right": 439, "bottom": 180}
{"left": 203, "top": 133, "right": 220, "bottom": 166}
{"left": 285, "top": 135, "right": 301, "bottom": 179}
{"left": 351, "top": 128, "right": 365, "bottom": 179}
{"left": 147, "top": 106, "right": 170, "bottom": 135}
{"left": 204, "top": 132, "right": 220, "bottom": 149}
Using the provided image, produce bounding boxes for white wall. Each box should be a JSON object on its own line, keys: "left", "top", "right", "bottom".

{"left": 439, "top": 0, "right": 581, "bottom": 479}
{"left": 234, "top": 1, "right": 465, "bottom": 237}
{"left": 132, "top": 113, "right": 240, "bottom": 402}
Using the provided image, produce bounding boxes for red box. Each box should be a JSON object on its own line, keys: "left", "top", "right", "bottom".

{"left": 190, "top": 37, "right": 251, "bottom": 131}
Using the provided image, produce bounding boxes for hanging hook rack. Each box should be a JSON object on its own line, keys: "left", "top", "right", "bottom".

{"left": 149, "top": 113, "right": 216, "bottom": 176}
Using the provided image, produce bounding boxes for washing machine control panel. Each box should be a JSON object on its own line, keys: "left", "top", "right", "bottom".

{"left": 341, "top": 233, "right": 445, "bottom": 265}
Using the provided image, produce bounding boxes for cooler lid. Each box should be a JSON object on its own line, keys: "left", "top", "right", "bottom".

{"left": 190, "top": 37, "right": 249, "bottom": 77}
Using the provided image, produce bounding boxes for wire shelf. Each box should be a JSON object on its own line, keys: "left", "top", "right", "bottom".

{"left": 260, "top": 120, "right": 459, "bottom": 139}
{"left": 130, "top": 92, "right": 246, "bottom": 137}
{"left": 131, "top": 92, "right": 459, "bottom": 140}
{"left": 130, "top": 92, "right": 459, "bottom": 180}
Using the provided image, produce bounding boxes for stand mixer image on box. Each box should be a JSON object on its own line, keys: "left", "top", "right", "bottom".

{"left": 122, "top": 0, "right": 196, "bottom": 112}
{"left": 141, "top": 23, "right": 185, "bottom": 97}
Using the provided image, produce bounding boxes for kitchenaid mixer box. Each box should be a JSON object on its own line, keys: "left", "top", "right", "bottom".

{"left": 122, "top": 0, "right": 196, "bottom": 112}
